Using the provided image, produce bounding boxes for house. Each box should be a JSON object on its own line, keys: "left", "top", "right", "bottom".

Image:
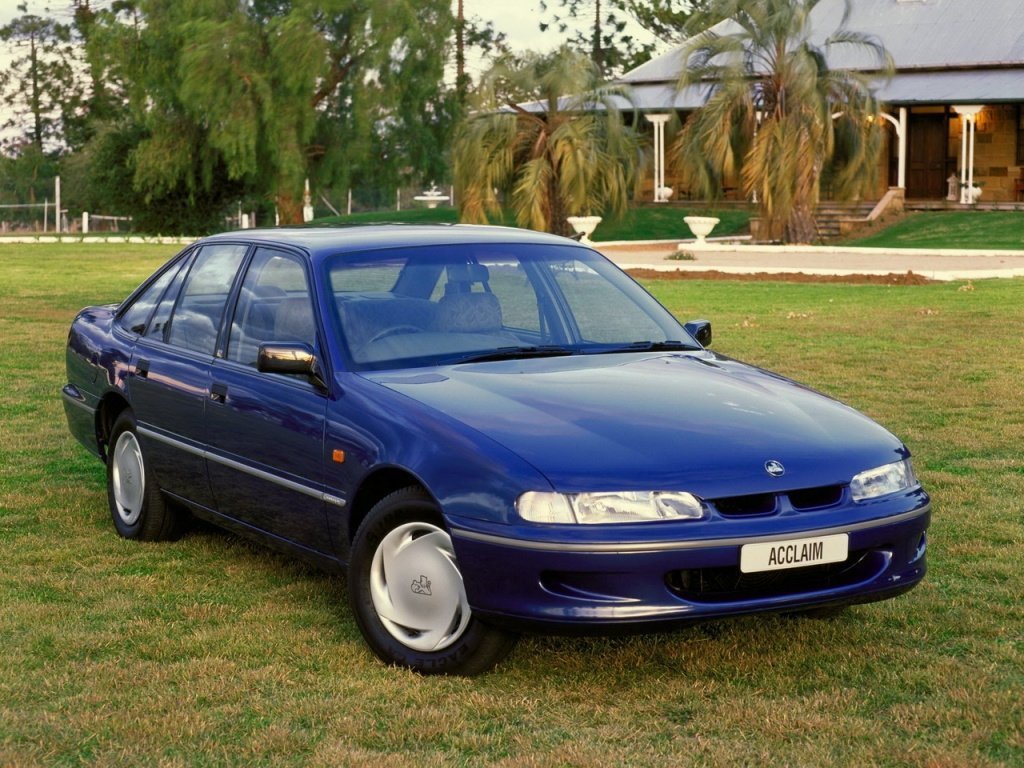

{"left": 621, "top": 0, "right": 1024, "bottom": 203}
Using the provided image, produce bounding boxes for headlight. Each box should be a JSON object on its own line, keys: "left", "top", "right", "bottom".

{"left": 850, "top": 459, "right": 917, "bottom": 502}
{"left": 517, "top": 491, "right": 705, "bottom": 524}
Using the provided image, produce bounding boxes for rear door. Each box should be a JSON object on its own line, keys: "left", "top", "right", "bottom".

{"left": 128, "top": 243, "right": 248, "bottom": 510}
{"left": 204, "top": 247, "right": 332, "bottom": 553}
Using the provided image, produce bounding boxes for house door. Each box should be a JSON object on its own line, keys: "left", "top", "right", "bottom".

{"left": 906, "top": 114, "right": 947, "bottom": 198}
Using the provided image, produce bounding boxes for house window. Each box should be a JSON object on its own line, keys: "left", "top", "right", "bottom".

{"left": 1018, "top": 105, "right": 1024, "bottom": 165}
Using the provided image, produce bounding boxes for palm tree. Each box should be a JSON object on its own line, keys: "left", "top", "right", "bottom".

{"left": 671, "top": 0, "right": 893, "bottom": 243}
{"left": 454, "top": 47, "right": 639, "bottom": 237}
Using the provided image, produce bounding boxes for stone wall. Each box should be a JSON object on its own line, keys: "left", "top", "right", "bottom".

{"left": 949, "top": 105, "right": 1022, "bottom": 201}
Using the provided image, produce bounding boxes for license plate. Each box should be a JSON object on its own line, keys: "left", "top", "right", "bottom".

{"left": 740, "top": 533, "right": 849, "bottom": 574}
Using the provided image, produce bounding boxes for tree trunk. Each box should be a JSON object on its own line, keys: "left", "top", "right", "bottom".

{"left": 276, "top": 191, "right": 304, "bottom": 226}
{"left": 456, "top": 0, "right": 467, "bottom": 103}
{"left": 549, "top": 179, "right": 571, "bottom": 237}
{"left": 783, "top": 203, "right": 818, "bottom": 244}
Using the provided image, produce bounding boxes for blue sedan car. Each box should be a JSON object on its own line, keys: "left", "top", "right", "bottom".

{"left": 63, "top": 226, "right": 930, "bottom": 674}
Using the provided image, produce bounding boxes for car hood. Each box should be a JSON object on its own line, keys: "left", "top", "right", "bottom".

{"left": 363, "top": 352, "right": 907, "bottom": 497}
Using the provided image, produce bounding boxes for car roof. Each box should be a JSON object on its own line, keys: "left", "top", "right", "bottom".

{"left": 199, "top": 224, "right": 578, "bottom": 262}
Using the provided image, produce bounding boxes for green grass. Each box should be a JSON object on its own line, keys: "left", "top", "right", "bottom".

{"left": 843, "top": 210, "right": 1024, "bottom": 250}
{"left": 314, "top": 205, "right": 751, "bottom": 242}
{"left": 2, "top": 243, "right": 1022, "bottom": 766}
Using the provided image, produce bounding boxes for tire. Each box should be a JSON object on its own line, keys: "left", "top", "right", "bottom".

{"left": 106, "top": 410, "right": 184, "bottom": 541}
{"left": 348, "top": 487, "right": 517, "bottom": 675}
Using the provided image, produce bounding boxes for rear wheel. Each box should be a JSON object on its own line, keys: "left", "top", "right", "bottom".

{"left": 106, "top": 410, "right": 184, "bottom": 541}
{"left": 348, "top": 487, "right": 517, "bottom": 675}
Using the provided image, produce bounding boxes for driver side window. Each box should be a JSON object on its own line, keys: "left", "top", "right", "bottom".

{"left": 226, "top": 248, "right": 314, "bottom": 367}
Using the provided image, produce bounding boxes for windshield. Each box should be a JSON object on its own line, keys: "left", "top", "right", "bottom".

{"left": 325, "top": 243, "right": 696, "bottom": 370}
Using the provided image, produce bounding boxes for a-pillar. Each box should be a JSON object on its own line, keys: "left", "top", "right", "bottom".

{"left": 645, "top": 113, "right": 671, "bottom": 202}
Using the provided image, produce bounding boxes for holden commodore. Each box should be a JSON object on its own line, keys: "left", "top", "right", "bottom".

{"left": 62, "top": 226, "right": 930, "bottom": 674}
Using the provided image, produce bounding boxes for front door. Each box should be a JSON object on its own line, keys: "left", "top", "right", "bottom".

{"left": 906, "top": 114, "right": 948, "bottom": 198}
{"left": 204, "top": 247, "right": 331, "bottom": 554}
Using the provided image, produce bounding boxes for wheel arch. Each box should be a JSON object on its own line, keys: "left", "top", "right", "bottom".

{"left": 346, "top": 467, "right": 434, "bottom": 545}
{"left": 95, "top": 392, "right": 132, "bottom": 462}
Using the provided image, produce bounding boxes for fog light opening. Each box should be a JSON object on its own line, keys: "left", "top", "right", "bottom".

{"left": 911, "top": 532, "right": 927, "bottom": 564}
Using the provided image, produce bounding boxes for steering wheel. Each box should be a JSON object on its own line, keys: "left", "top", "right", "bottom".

{"left": 366, "top": 324, "right": 424, "bottom": 344}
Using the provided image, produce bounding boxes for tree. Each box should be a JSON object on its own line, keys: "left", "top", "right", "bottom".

{"left": 454, "top": 48, "right": 639, "bottom": 237}
{"left": 0, "top": 3, "right": 77, "bottom": 153}
{"left": 625, "top": 0, "right": 710, "bottom": 45}
{"left": 540, "top": 0, "right": 652, "bottom": 76}
{"left": 670, "top": 0, "right": 892, "bottom": 243}
{"left": 83, "top": 0, "right": 452, "bottom": 225}
{"left": 539, "top": 1, "right": 709, "bottom": 76}
{"left": 454, "top": 0, "right": 508, "bottom": 106}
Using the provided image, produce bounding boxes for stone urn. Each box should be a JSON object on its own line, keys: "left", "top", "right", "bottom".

{"left": 566, "top": 215, "right": 602, "bottom": 244}
{"left": 684, "top": 215, "right": 720, "bottom": 244}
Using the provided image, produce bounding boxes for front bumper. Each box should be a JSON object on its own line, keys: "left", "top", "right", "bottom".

{"left": 449, "top": 492, "right": 930, "bottom": 633}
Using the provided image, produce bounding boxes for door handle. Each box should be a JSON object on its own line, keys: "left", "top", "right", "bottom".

{"left": 136, "top": 359, "right": 150, "bottom": 379}
{"left": 210, "top": 381, "right": 229, "bottom": 403}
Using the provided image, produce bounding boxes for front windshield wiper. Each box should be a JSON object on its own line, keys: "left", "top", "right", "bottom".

{"left": 588, "top": 340, "right": 701, "bottom": 355}
{"left": 451, "top": 345, "right": 576, "bottom": 364}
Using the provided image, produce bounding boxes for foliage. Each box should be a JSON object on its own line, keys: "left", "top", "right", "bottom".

{"left": 453, "top": 0, "right": 509, "bottom": 105}
{"left": 626, "top": 0, "right": 712, "bottom": 44}
{"left": 73, "top": 0, "right": 452, "bottom": 225}
{"left": 454, "top": 48, "right": 641, "bottom": 237}
{"left": 539, "top": 1, "right": 710, "bottom": 75}
{"left": 0, "top": 2, "right": 78, "bottom": 153}
{"left": 669, "top": 0, "right": 891, "bottom": 243}
{"left": 2, "top": 243, "right": 1022, "bottom": 765}
{"left": 62, "top": 120, "right": 244, "bottom": 234}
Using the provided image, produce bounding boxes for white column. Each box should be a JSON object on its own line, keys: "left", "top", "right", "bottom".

{"left": 55, "top": 175, "right": 61, "bottom": 234}
{"left": 953, "top": 105, "right": 983, "bottom": 203}
{"left": 880, "top": 110, "right": 907, "bottom": 190}
{"left": 898, "top": 108, "right": 907, "bottom": 189}
{"left": 967, "top": 116, "right": 976, "bottom": 193}
{"left": 645, "top": 113, "right": 670, "bottom": 202}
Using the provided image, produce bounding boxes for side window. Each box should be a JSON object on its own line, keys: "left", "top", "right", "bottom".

{"left": 226, "top": 248, "right": 313, "bottom": 366}
{"left": 166, "top": 244, "right": 247, "bottom": 355}
{"left": 117, "top": 259, "right": 181, "bottom": 335}
{"left": 146, "top": 253, "right": 191, "bottom": 341}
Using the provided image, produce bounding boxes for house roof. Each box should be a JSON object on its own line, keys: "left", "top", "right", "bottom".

{"left": 619, "top": 0, "right": 1024, "bottom": 105}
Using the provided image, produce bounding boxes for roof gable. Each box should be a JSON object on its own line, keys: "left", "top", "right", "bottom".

{"left": 621, "top": 0, "right": 1024, "bottom": 84}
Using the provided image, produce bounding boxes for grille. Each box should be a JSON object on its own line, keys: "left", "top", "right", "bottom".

{"left": 665, "top": 549, "right": 880, "bottom": 603}
{"left": 709, "top": 484, "right": 844, "bottom": 517}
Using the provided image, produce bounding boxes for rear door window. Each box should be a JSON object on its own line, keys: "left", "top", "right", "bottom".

{"left": 166, "top": 244, "right": 247, "bottom": 355}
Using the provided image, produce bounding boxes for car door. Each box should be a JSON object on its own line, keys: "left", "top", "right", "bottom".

{"left": 204, "top": 246, "right": 331, "bottom": 553}
{"left": 127, "top": 243, "right": 248, "bottom": 510}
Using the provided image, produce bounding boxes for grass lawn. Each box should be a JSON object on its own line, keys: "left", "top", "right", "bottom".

{"left": 1, "top": 243, "right": 1022, "bottom": 766}
{"left": 843, "top": 210, "right": 1024, "bottom": 250}
{"left": 315, "top": 204, "right": 751, "bottom": 242}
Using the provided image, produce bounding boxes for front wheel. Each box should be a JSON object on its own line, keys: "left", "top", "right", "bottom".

{"left": 348, "top": 487, "right": 517, "bottom": 675}
{"left": 106, "top": 410, "right": 184, "bottom": 541}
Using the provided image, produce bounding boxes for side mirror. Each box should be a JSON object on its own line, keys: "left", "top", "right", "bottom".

{"left": 684, "top": 319, "right": 712, "bottom": 348}
{"left": 258, "top": 342, "right": 316, "bottom": 375}
{"left": 258, "top": 343, "right": 329, "bottom": 391}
